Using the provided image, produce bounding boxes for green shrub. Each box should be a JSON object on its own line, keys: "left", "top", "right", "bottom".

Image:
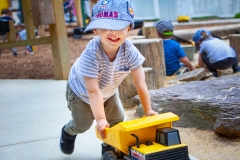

{"left": 144, "top": 19, "right": 160, "bottom": 22}
{"left": 234, "top": 12, "right": 240, "bottom": 18}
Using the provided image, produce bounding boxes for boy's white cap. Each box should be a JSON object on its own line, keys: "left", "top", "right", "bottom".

{"left": 84, "top": 0, "right": 134, "bottom": 33}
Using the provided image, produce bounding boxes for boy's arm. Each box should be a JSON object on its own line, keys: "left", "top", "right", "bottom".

{"left": 131, "top": 66, "right": 158, "bottom": 116}
{"left": 84, "top": 76, "right": 109, "bottom": 139}
{"left": 198, "top": 54, "right": 204, "bottom": 68}
{"left": 179, "top": 56, "right": 195, "bottom": 70}
{"left": 198, "top": 54, "right": 209, "bottom": 72}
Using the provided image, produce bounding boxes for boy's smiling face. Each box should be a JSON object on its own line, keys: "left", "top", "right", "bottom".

{"left": 93, "top": 25, "right": 130, "bottom": 55}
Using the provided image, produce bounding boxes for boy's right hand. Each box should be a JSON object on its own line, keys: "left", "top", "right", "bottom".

{"left": 96, "top": 119, "right": 109, "bottom": 139}
{"left": 146, "top": 109, "right": 159, "bottom": 116}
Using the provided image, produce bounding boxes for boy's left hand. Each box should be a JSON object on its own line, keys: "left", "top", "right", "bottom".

{"left": 146, "top": 109, "right": 159, "bottom": 116}
{"left": 96, "top": 119, "right": 109, "bottom": 139}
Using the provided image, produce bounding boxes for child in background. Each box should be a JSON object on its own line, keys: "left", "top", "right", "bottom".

{"left": 0, "top": 8, "right": 17, "bottom": 56}
{"left": 193, "top": 29, "right": 240, "bottom": 77}
{"left": 63, "top": 0, "right": 76, "bottom": 23}
{"left": 60, "top": 0, "right": 158, "bottom": 157}
{"left": 154, "top": 19, "right": 195, "bottom": 76}
{"left": 17, "top": 29, "right": 36, "bottom": 55}
{"left": 16, "top": 24, "right": 38, "bottom": 55}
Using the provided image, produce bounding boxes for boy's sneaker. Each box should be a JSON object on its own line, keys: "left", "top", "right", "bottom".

{"left": 233, "top": 68, "right": 240, "bottom": 73}
{"left": 13, "top": 51, "right": 18, "bottom": 56}
{"left": 27, "top": 46, "right": 34, "bottom": 54}
{"left": 212, "top": 72, "right": 218, "bottom": 77}
{"left": 60, "top": 125, "right": 76, "bottom": 155}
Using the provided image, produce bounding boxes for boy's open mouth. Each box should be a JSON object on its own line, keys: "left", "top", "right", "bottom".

{"left": 108, "top": 37, "right": 120, "bottom": 42}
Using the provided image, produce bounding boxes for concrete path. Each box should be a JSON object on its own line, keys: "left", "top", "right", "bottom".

{"left": 0, "top": 80, "right": 198, "bottom": 160}
{"left": 0, "top": 80, "right": 102, "bottom": 160}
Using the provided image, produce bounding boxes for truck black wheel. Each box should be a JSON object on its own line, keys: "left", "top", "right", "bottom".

{"left": 102, "top": 150, "right": 118, "bottom": 160}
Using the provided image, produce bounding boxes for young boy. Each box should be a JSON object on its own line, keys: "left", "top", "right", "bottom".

{"left": 60, "top": 0, "right": 158, "bottom": 157}
{"left": 0, "top": 9, "right": 18, "bottom": 56}
{"left": 63, "top": 0, "right": 76, "bottom": 23}
{"left": 154, "top": 19, "right": 195, "bottom": 76}
{"left": 192, "top": 29, "right": 240, "bottom": 77}
{"left": 17, "top": 28, "right": 36, "bottom": 55}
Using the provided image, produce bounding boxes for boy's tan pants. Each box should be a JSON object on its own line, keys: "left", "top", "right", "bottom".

{"left": 64, "top": 84, "right": 124, "bottom": 136}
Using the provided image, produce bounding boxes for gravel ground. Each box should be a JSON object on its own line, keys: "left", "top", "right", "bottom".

{"left": 124, "top": 107, "right": 240, "bottom": 160}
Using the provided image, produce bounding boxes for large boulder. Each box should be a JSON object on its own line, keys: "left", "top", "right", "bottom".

{"left": 133, "top": 75, "right": 240, "bottom": 138}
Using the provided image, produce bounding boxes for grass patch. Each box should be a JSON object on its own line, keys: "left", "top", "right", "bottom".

{"left": 191, "top": 16, "right": 219, "bottom": 21}
{"left": 234, "top": 12, "right": 240, "bottom": 18}
{"left": 144, "top": 19, "right": 160, "bottom": 22}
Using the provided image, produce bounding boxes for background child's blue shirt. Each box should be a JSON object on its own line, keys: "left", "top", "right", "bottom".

{"left": 0, "top": 16, "right": 13, "bottom": 21}
{"left": 19, "top": 29, "right": 27, "bottom": 40}
{"left": 0, "top": 16, "right": 14, "bottom": 35}
{"left": 163, "top": 39, "right": 186, "bottom": 76}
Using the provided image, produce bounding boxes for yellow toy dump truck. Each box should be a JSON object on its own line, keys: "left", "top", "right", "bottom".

{"left": 177, "top": 16, "right": 190, "bottom": 23}
{"left": 96, "top": 112, "right": 190, "bottom": 160}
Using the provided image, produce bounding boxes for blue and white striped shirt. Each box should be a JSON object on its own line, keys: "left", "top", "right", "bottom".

{"left": 68, "top": 37, "right": 145, "bottom": 104}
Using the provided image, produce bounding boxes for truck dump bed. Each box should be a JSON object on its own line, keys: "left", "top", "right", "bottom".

{"left": 96, "top": 112, "right": 180, "bottom": 154}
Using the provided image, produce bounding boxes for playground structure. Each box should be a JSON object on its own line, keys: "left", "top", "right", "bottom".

{"left": 0, "top": 0, "right": 9, "bottom": 13}
{"left": 96, "top": 112, "right": 190, "bottom": 160}
{"left": 0, "top": 0, "right": 96, "bottom": 80}
{"left": 0, "top": 0, "right": 72, "bottom": 79}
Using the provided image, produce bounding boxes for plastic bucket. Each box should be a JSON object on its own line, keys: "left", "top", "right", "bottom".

{"left": 182, "top": 46, "right": 195, "bottom": 61}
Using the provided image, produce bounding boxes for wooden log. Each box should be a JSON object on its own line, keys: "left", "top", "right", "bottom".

{"left": 75, "top": 0, "right": 83, "bottom": 27}
{"left": 229, "top": 34, "right": 240, "bottom": 62}
{"left": 49, "top": 0, "right": 71, "bottom": 80}
{"left": 118, "top": 68, "right": 156, "bottom": 108}
{"left": 31, "top": 0, "right": 55, "bottom": 26}
{"left": 6, "top": 20, "right": 16, "bottom": 42}
{"left": 37, "top": 25, "right": 46, "bottom": 37}
{"left": 22, "top": 0, "right": 35, "bottom": 39}
{"left": 131, "top": 39, "right": 166, "bottom": 89}
{"left": 90, "top": 0, "right": 98, "bottom": 9}
{"left": 0, "top": 36, "right": 51, "bottom": 49}
{"left": 142, "top": 26, "right": 158, "bottom": 39}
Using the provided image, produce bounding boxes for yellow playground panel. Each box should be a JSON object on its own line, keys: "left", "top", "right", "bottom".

{"left": 0, "top": 0, "right": 9, "bottom": 13}
{"left": 96, "top": 112, "right": 190, "bottom": 160}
